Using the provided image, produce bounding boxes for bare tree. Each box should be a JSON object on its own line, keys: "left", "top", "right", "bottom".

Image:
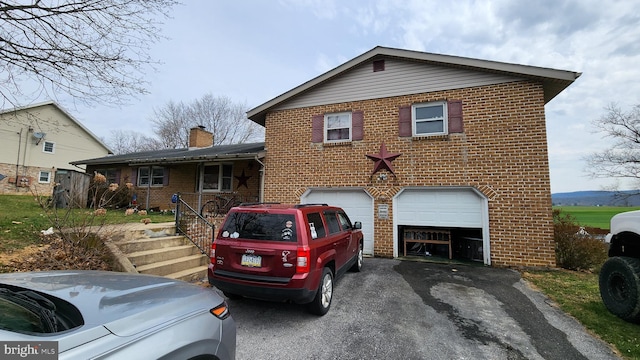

{"left": 150, "top": 100, "right": 191, "bottom": 149}
{"left": 586, "top": 103, "right": 640, "bottom": 205}
{"left": 587, "top": 103, "right": 640, "bottom": 182}
{"left": 105, "top": 129, "right": 163, "bottom": 154}
{"left": 0, "top": 0, "right": 178, "bottom": 108}
{"left": 150, "top": 94, "right": 264, "bottom": 148}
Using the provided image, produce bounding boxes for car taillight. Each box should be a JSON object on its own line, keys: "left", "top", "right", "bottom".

{"left": 210, "top": 242, "right": 216, "bottom": 264}
{"left": 296, "top": 247, "right": 310, "bottom": 274}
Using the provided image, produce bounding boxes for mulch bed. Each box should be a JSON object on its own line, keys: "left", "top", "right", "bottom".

{"left": 0, "top": 235, "right": 112, "bottom": 273}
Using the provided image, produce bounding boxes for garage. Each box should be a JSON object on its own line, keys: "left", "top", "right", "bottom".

{"left": 301, "top": 188, "right": 375, "bottom": 255}
{"left": 394, "top": 187, "right": 490, "bottom": 264}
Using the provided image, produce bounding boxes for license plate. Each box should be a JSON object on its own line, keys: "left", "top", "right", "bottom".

{"left": 241, "top": 254, "right": 262, "bottom": 267}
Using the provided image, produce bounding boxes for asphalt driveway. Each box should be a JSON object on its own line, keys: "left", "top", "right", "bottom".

{"left": 223, "top": 257, "right": 620, "bottom": 360}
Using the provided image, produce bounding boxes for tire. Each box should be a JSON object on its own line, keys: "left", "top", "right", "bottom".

{"left": 307, "top": 268, "right": 333, "bottom": 316}
{"left": 349, "top": 242, "right": 363, "bottom": 272}
{"left": 599, "top": 256, "right": 640, "bottom": 323}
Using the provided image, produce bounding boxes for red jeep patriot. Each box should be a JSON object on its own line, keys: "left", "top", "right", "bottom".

{"left": 208, "top": 203, "right": 363, "bottom": 315}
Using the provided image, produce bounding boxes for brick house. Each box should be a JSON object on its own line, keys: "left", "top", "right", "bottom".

{"left": 0, "top": 101, "right": 112, "bottom": 195}
{"left": 72, "top": 126, "right": 265, "bottom": 212}
{"left": 247, "top": 46, "right": 581, "bottom": 267}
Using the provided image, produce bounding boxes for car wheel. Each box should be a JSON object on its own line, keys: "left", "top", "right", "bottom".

{"left": 349, "top": 242, "right": 363, "bottom": 272}
{"left": 599, "top": 256, "right": 640, "bottom": 323}
{"left": 308, "top": 268, "right": 333, "bottom": 316}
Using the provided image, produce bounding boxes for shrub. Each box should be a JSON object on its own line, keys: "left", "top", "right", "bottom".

{"left": 88, "top": 177, "right": 134, "bottom": 209}
{"left": 554, "top": 209, "right": 608, "bottom": 272}
{"left": 31, "top": 172, "right": 135, "bottom": 262}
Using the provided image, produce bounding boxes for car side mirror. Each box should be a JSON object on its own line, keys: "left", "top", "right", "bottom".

{"left": 354, "top": 221, "right": 362, "bottom": 229}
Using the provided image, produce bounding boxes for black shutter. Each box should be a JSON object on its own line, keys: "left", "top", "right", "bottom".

{"left": 163, "top": 168, "right": 170, "bottom": 186}
{"left": 312, "top": 114, "right": 324, "bottom": 143}
{"left": 131, "top": 168, "right": 137, "bottom": 186}
{"left": 398, "top": 105, "right": 412, "bottom": 137}
{"left": 352, "top": 111, "right": 364, "bottom": 140}
{"left": 448, "top": 100, "right": 463, "bottom": 133}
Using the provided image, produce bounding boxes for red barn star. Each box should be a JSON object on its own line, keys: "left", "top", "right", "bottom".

{"left": 234, "top": 169, "right": 251, "bottom": 189}
{"left": 366, "top": 142, "right": 401, "bottom": 176}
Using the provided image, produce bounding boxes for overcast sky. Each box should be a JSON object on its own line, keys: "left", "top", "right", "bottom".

{"left": 18, "top": 0, "right": 640, "bottom": 194}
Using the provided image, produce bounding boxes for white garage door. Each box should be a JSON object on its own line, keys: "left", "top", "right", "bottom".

{"left": 395, "top": 188, "right": 484, "bottom": 228}
{"left": 301, "top": 189, "right": 374, "bottom": 255}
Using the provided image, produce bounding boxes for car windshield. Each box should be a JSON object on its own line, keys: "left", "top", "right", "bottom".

{"left": 0, "top": 288, "right": 58, "bottom": 334}
{"left": 220, "top": 212, "right": 297, "bottom": 242}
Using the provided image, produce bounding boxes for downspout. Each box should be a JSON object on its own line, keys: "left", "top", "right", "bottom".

{"left": 21, "top": 127, "right": 31, "bottom": 172}
{"left": 254, "top": 156, "right": 265, "bottom": 203}
{"left": 145, "top": 166, "right": 151, "bottom": 210}
{"left": 197, "top": 163, "right": 203, "bottom": 212}
{"left": 15, "top": 128, "right": 22, "bottom": 191}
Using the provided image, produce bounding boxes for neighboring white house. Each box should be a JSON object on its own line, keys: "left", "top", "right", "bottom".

{"left": 0, "top": 101, "right": 112, "bottom": 195}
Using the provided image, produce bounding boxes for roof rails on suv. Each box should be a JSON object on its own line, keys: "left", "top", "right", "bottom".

{"left": 237, "top": 202, "right": 281, "bottom": 207}
{"left": 293, "top": 203, "right": 328, "bottom": 208}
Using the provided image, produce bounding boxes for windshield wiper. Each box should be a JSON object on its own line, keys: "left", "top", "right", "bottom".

{"left": 0, "top": 288, "right": 58, "bottom": 333}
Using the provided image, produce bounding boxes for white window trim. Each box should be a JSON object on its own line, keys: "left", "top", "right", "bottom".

{"left": 38, "top": 171, "right": 51, "bottom": 183}
{"left": 412, "top": 101, "right": 448, "bottom": 137}
{"left": 42, "top": 141, "right": 55, "bottom": 154}
{"left": 137, "top": 166, "right": 164, "bottom": 187}
{"left": 324, "top": 112, "right": 352, "bottom": 143}
{"left": 201, "top": 163, "right": 233, "bottom": 192}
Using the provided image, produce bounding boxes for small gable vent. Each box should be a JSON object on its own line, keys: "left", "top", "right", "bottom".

{"left": 373, "top": 59, "right": 385, "bottom": 72}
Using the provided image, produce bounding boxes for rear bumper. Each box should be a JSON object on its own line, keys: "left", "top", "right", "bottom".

{"left": 208, "top": 265, "right": 317, "bottom": 304}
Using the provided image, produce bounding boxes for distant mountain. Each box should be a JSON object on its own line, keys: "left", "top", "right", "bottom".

{"left": 552, "top": 190, "right": 640, "bottom": 206}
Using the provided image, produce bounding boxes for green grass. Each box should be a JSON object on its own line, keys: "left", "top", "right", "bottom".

{"left": 0, "top": 195, "right": 175, "bottom": 252}
{"left": 1, "top": 195, "right": 55, "bottom": 251}
{"left": 523, "top": 270, "right": 640, "bottom": 359}
{"left": 554, "top": 206, "right": 640, "bottom": 230}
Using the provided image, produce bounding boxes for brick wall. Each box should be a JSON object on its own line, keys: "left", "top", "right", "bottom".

{"left": 189, "top": 127, "right": 214, "bottom": 148}
{"left": 262, "top": 80, "right": 556, "bottom": 267}
{"left": 87, "top": 160, "right": 262, "bottom": 211}
{"left": 0, "top": 163, "right": 56, "bottom": 195}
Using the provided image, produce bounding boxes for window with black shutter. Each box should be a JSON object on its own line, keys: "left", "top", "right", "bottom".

{"left": 311, "top": 111, "right": 364, "bottom": 143}
{"left": 398, "top": 100, "right": 463, "bottom": 137}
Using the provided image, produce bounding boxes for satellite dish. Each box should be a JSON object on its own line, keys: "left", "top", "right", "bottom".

{"left": 33, "top": 132, "right": 46, "bottom": 145}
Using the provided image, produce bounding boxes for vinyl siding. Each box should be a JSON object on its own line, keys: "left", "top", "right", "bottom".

{"left": 274, "top": 58, "right": 523, "bottom": 111}
{"left": 0, "top": 104, "right": 110, "bottom": 170}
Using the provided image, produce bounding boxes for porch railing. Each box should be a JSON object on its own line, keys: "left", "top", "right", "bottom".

{"left": 179, "top": 192, "right": 259, "bottom": 217}
{"left": 175, "top": 193, "right": 214, "bottom": 255}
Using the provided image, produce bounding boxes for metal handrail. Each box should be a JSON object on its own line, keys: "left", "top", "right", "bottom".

{"left": 175, "top": 193, "right": 214, "bottom": 255}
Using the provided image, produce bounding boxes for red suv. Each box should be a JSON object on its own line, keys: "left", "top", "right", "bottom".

{"left": 208, "top": 203, "right": 364, "bottom": 315}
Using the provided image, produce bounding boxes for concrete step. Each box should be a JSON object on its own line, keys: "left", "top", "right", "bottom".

{"left": 106, "top": 222, "right": 212, "bottom": 284}
{"left": 96, "top": 224, "right": 173, "bottom": 243}
{"left": 133, "top": 227, "right": 176, "bottom": 237}
{"left": 135, "top": 254, "right": 209, "bottom": 277}
{"left": 165, "top": 265, "right": 208, "bottom": 283}
{"left": 127, "top": 245, "right": 202, "bottom": 267}
{"left": 116, "top": 236, "right": 188, "bottom": 253}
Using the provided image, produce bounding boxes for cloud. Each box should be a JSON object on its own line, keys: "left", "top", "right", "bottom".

{"left": 278, "top": 0, "right": 338, "bottom": 19}
{"left": 9, "top": 0, "right": 640, "bottom": 193}
{"left": 497, "top": 0, "right": 598, "bottom": 37}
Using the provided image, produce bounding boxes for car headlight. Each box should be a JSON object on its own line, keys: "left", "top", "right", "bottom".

{"left": 210, "top": 301, "right": 230, "bottom": 320}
